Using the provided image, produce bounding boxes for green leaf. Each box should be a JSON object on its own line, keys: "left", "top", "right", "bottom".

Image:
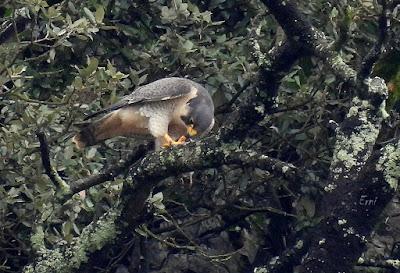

{"left": 137, "top": 74, "right": 148, "bottom": 85}
{"left": 80, "top": 57, "right": 99, "bottom": 78}
{"left": 95, "top": 5, "right": 105, "bottom": 24}
{"left": 330, "top": 7, "right": 338, "bottom": 19}
{"left": 84, "top": 7, "right": 96, "bottom": 24}
{"left": 182, "top": 40, "right": 194, "bottom": 51}
{"left": 86, "top": 147, "right": 97, "bottom": 159}
{"left": 135, "top": 225, "right": 149, "bottom": 238}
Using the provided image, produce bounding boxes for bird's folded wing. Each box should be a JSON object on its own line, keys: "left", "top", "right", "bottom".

{"left": 83, "top": 77, "right": 195, "bottom": 120}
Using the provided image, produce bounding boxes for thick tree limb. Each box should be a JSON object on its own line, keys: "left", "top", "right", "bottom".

{"left": 23, "top": 206, "right": 122, "bottom": 273}
{"left": 258, "top": 40, "right": 304, "bottom": 108}
{"left": 69, "top": 137, "right": 297, "bottom": 195}
{"left": 260, "top": 0, "right": 357, "bottom": 85}
{"left": 130, "top": 138, "right": 297, "bottom": 183}
{"left": 293, "top": 77, "right": 395, "bottom": 273}
{"left": 221, "top": 40, "right": 303, "bottom": 142}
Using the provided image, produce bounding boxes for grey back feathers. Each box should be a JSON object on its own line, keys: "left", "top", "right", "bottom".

{"left": 84, "top": 77, "right": 200, "bottom": 120}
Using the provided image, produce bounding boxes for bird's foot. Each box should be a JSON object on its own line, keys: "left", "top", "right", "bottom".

{"left": 162, "top": 134, "right": 187, "bottom": 148}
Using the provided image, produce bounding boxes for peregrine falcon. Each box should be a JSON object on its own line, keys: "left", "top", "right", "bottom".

{"left": 72, "top": 77, "right": 215, "bottom": 150}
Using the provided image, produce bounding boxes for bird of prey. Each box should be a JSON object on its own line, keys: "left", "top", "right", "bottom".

{"left": 72, "top": 77, "right": 215, "bottom": 150}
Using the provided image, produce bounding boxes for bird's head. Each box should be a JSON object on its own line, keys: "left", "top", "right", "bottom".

{"left": 182, "top": 89, "right": 215, "bottom": 138}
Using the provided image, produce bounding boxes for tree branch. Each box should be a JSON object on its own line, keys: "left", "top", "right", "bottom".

{"left": 128, "top": 136, "right": 298, "bottom": 184}
{"left": 36, "top": 131, "right": 70, "bottom": 194}
{"left": 69, "top": 143, "right": 151, "bottom": 194}
{"left": 294, "top": 77, "right": 393, "bottom": 273}
{"left": 358, "top": 0, "right": 389, "bottom": 80}
{"left": 357, "top": 258, "right": 400, "bottom": 270}
{"left": 260, "top": 0, "right": 357, "bottom": 85}
{"left": 23, "top": 206, "right": 122, "bottom": 273}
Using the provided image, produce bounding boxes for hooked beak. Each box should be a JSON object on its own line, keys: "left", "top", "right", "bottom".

{"left": 187, "top": 124, "right": 197, "bottom": 137}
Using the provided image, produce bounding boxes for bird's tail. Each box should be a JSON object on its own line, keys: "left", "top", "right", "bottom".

{"left": 72, "top": 112, "right": 119, "bottom": 149}
{"left": 72, "top": 123, "right": 98, "bottom": 149}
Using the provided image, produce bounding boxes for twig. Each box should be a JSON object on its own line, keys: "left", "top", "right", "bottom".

{"left": 140, "top": 225, "right": 237, "bottom": 261}
{"left": 11, "top": 5, "right": 21, "bottom": 43}
{"left": 232, "top": 204, "right": 297, "bottom": 218}
{"left": 390, "top": 0, "right": 400, "bottom": 9}
{"left": 215, "top": 80, "right": 251, "bottom": 114}
{"left": 9, "top": 93, "right": 67, "bottom": 106}
{"left": 358, "top": 0, "right": 389, "bottom": 80}
{"left": 36, "top": 131, "right": 70, "bottom": 193}
{"left": 70, "top": 143, "right": 151, "bottom": 194}
{"left": 357, "top": 258, "right": 400, "bottom": 270}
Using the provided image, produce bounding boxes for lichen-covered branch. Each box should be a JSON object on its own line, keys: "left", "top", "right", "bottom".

{"left": 129, "top": 137, "right": 298, "bottom": 183}
{"left": 221, "top": 40, "right": 303, "bottom": 142}
{"left": 292, "top": 77, "right": 395, "bottom": 273}
{"left": 258, "top": 40, "right": 304, "bottom": 108}
{"left": 329, "top": 77, "right": 388, "bottom": 181}
{"left": 23, "top": 206, "right": 121, "bottom": 273}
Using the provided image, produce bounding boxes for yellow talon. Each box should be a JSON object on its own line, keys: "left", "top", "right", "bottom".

{"left": 162, "top": 134, "right": 187, "bottom": 148}
{"left": 187, "top": 124, "right": 197, "bottom": 137}
{"left": 177, "top": 135, "right": 187, "bottom": 143}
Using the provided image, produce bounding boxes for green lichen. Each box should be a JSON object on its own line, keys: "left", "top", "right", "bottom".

{"left": 50, "top": 166, "right": 71, "bottom": 195}
{"left": 329, "top": 55, "right": 357, "bottom": 82}
{"left": 331, "top": 77, "right": 389, "bottom": 177}
{"left": 331, "top": 97, "right": 380, "bottom": 175}
{"left": 255, "top": 105, "right": 265, "bottom": 115}
{"left": 386, "top": 259, "right": 400, "bottom": 269}
{"left": 347, "top": 106, "right": 359, "bottom": 117}
{"left": 295, "top": 240, "right": 304, "bottom": 249}
{"left": 23, "top": 206, "right": 121, "bottom": 273}
{"left": 376, "top": 144, "right": 400, "bottom": 190}
{"left": 324, "top": 183, "right": 337, "bottom": 192}
{"left": 366, "top": 77, "right": 389, "bottom": 119}
{"left": 253, "top": 267, "right": 269, "bottom": 273}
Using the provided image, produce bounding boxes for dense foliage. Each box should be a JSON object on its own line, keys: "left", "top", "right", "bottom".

{"left": 1, "top": 0, "right": 400, "bottom": 272}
